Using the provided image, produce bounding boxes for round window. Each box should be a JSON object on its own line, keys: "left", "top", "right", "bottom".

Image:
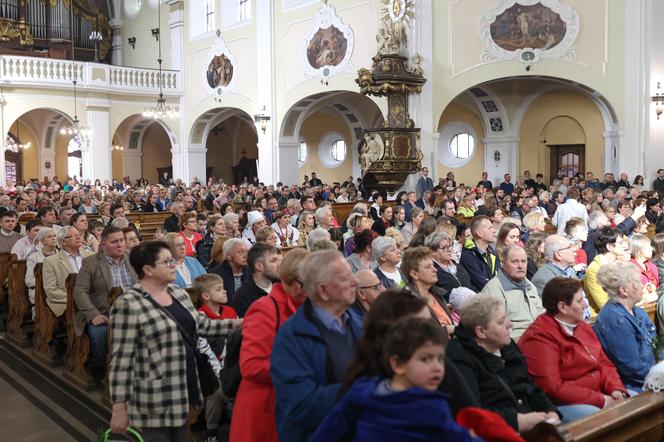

{"left": 330, "top": 139, "right": 346, "bottom": 162}
{"left": 449, "top": 133, "right": 475, "bottom": 159}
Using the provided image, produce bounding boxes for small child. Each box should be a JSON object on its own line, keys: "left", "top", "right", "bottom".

{"left": 194, "top": 273, "right": 238, "bottom": 441}
{"left": 153, "top": 227, "right": 167, "bottom": 240}
{"left": 311, "top": 317, "right": 480, "bottom": 442}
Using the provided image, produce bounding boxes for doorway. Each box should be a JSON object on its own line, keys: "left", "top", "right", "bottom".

{"left": 549, "top": 144, "right": 585, "bottom": 182}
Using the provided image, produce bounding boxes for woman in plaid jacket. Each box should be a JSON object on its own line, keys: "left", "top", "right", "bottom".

{"left": 109, "top": 241, "right": 242, "bottom": 441}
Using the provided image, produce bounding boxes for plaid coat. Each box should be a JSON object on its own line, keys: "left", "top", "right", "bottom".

{"left": 109, "top": 283, "right": 241, "bottom": 428}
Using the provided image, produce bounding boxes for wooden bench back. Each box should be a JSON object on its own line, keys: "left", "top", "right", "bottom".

{"left": 31, "top": 263, "right": 60, "bottom": 366}
{"left": 0, "top": 251, "right": 13, "bottom": 305}
{"left": 6, "top": 255, "right": 30, "bottom": 346}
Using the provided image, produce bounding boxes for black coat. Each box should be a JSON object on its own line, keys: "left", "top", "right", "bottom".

{"left": 209, "top": 260, "right": 247, "bottom": 304}
{"left": 433, "top": 261, "right": 472, "bottom": 301}
{"left": 196, "top": 232, "right": 215, "bottom": 267}
{"left": 231, "top": 275, "right": 269, "bottom": 318}
{"left": 446, "top": 325, "right": 559, "bottom": 430}
{"left": 163, "top": 213, "right": 180, "bottom": 233}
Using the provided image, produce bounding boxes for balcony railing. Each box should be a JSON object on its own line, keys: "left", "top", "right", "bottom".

{"left": 0, "top": 55, "right": 182, "bottom": 95}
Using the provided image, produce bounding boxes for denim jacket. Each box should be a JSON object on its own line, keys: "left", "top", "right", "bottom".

{"left": 593, "top": 301, "right": 657, "bottom": 389}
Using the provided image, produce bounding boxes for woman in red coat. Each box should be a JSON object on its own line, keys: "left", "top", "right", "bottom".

{"left": 229, "top": 248, "right": 308, "bottom": 442}
{"left": 518, "top": 277, "right": 628, "bottom": 423}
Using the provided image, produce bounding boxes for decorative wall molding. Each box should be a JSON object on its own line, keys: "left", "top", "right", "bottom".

{"left": 203, "top": 33, "right": 238, "bottom": 98}
{"left": 478, "top": 0, "right": 579, "bottom": 65}
{"left": 301, "top": 4, "right": 354, "bottom": 80}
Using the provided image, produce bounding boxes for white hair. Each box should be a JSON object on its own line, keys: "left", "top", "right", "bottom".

{"left": 222, "top": 238, "right": 245, "bottom": 260}
{"left": 306, "top": 227, "right": 331, "bottom": 251}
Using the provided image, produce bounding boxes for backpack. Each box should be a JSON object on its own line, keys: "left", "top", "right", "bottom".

{"left": 220, "top": 296, "right": 280, "bottom": 397}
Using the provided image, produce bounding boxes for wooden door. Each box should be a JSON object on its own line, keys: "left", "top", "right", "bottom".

{"left": 549, "top": 144, "right": 585, "bottom": 182}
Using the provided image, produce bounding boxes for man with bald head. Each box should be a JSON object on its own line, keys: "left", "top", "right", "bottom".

{"left": 270, "top": 251, "right": 363, "bottom": 442}
{"left": 480, "top": 245, "right": 545, "bottom": 340}
{"left": 350, "top": 269, "right": 385, "bottom": 317}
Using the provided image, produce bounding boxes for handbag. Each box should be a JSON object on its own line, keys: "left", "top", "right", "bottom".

{"left": 141, "top": 289, "right": 220, "bottom": 397}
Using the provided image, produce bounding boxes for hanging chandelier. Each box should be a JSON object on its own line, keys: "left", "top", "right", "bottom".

{"left": 143, "top": 0, "right": 178, "bottom": 119}
{"left": 60, "top": 4, "right": 90, "bottom": 137}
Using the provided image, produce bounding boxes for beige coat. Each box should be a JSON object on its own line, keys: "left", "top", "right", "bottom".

{"left": 42, "top": 249, "right": 92, "bottom": 317}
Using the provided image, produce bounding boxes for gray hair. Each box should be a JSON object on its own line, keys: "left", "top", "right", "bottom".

{"left": 539, "top": 191, "right": 551, "bottom": 201}
{"left": 314, "top": 207, "right": 331, "bottom": 225}
{"left": 371, "top": 236, "right": 397, "bottom": 261}
{"left": 630, "top": 234, "right": 652, "bottom": 259}
{"left": 57, "top": 226, "right": 77, "bottom": 246}
{"left": 543, "top": 235, "right": 571, "bottom": 263}
{"left": 223, "top": 212, "right": 239, "bottom": 228}
{"left": 460, "top": 295, "right": 504, "bottom": 333}
{"left": 596, "top": 261, "right": 641, "bottom": 300}
{"left": 37, "top": 227, "right": 55, "bottom": 242}
{"left": 352, "top": 202, "right": 368, "bottom": 215}
{"left": 111, "top": 217, "right": 129, "bottom": 229}
{"left": 299, "top": 250, "right": 343, "bottom": 298}
{"left": 222, "top": 238, "right": 245, "bottom": 260}
{"left": 588, "top": 211, "right": 609, "bottom": 230}
{"left": 306, "top": 227, "right": 331, "bottom": 251}
{"left": 286, "top": 198, "right": 301, "bottom": 211}
{"left": 424, "top": 231, "right": 452, "bottom": 250}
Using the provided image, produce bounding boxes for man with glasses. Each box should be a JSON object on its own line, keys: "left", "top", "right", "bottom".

{"left": 531, "top": 235, "right": 593, "bottom": 319}
{"left": 351, "top": 269, "right": 385, "bottom": 318}
{"left": 43, "top": 226, "right": 92, "bottom": 318}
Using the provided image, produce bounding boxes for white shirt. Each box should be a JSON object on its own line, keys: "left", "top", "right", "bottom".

{"left": 63, "top": 250, "right": 82, "bottom": 272}
{"left": 10, "top": 235, "right": 40, "bottom": 260}
{"left": 381, "top": 268, "right": 403, "bottom": 286}
{"left": 551, "top": 198, "right": 588, "bottom": 235}
{"left": 176, "top": 261, "right": 192, "bottom": 287}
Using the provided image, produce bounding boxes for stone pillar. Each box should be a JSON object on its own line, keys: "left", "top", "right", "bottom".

{"left": 123, "top": 150, "right": 142, "bottom": 181}
{"left": 85, "top": 99, "right": 112, "bottom": 181}
{"left": 255, "top": 0, "right": 276, "bottom": 183}
{"left": 110, "top": 19, "right": 123, "bottom": 66}
{"left": 168, "top": 0, "right": 187, "bottom": 182}
{"left": 185, "top": 146, "right": 207, "bottom": 184}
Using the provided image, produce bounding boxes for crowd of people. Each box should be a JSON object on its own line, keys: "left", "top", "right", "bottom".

{"left": 3, "top": 167, "right": 664, "bottom": 442}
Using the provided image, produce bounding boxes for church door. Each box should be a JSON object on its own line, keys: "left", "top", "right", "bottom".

{"left": 549, "top": 144, "right": 585, "bottom": 182}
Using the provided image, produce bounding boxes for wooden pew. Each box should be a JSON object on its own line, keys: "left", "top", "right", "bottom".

{"left": 63, "top": 273, "right": 95, "bottom": 390}
{"left": 280, "top": 245, "right": 306, "bottom": 255}
{"left": 523, "top": 390, "right": 664, "bottom": 442}
{"left": 331, "top": 201, "right": 397, "bottom": 226}
{"left": 0, "top": 251, "right": 13, "bottom": 306}
{"left": 102, "top": 286, "right": 124, "bottom": 406}
{"left": 6, "top": 255, "right": 31, "bottom": 347}
{"left": 31, "top": 263, "right": 62, "bottom": 367}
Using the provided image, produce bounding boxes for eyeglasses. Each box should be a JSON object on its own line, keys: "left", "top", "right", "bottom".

{"left": 358, "top": 282, "right": 383, "bottom": 291}
{"left": 154, "top": 258, "right": 177, "bottom": 267}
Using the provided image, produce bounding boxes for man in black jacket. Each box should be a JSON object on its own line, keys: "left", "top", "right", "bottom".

{"left": 209, "top": 238, "right": 248, "bottom": 304}
{"left": 231, "top": 243, "right": 280, "bottom": 317}
{"left": 654, "top": 169, "right": 664, "bottom": 195}
{"left": 163, "top": 201, "right": 185, "bottom": 232}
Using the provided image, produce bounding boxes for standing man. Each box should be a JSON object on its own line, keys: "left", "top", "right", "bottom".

{"left": 477, "top": 171, "right": 492, "bottom": 190}
{"left": 654, "top": 169, "right": 664, "bottom": 195}
{"left": 551, "top": 188, "right": 588, "bottom": 235}
{"left": 416, "top": 166, "right": 434, "bottom": 199}
{"left": 230, "top": 243, "right": 280, "bottom": 317}
{"left": 73, "top": 226, "right": 137, "bottom": 365}
{"left": 499, "top": 173, "right": 515, "bottom": 195}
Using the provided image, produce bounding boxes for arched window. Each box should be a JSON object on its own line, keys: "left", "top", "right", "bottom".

{"left": 298, "top": 141, "right": 307, "bottom": 166}
{"left": 5, "top": 134, "right": 19, "bottom": 184}
{"left": 449, "top": 133, "right": 475, "bottom": 159}
{"left": 67, "top": 135, "right": 83, "bottom": 179}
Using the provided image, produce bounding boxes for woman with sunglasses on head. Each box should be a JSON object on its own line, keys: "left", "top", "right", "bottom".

{"left": 108, "top": 241, "right": 241, "bottom": 441}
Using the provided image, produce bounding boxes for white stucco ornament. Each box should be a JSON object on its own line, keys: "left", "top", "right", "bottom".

{"left": 301, "top": 4, "right": 354, "bottom": 80}
{"left": 478, "top": 0, "right": 579, "bottom": 65}
{"left": 388, "top": 0, "right": 407, "bottom": 22}
{"left": 203, "top": 31, "right": 238, "bottom": 97}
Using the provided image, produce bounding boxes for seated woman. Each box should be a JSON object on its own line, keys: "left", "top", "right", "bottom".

{"left": 495, "top": 222, "right": 522, "bottom": 262}
{"left": 371, "top": 236, "right": 403, "bottom": 289}
{"left": 585, "top": 227, "right": 631, "bottom": 314}
{"left": 518, "top": 277, "right": 628, "bottom": 422}
{"left": 630, "top": 234, "right": 659, "bottom": 302}
{"left": 165, "top": 233, "right": 207, "bottom": 289}
{"left": 446, "top": 296, "right": 561, "bottom": 432}
{"left": 424, "top": 231, "right": 472, "bottom": 297}
{"left": 594, "top": 261, "right": 658, "bottom": 390}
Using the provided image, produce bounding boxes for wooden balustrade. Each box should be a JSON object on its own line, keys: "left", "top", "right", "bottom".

{"left": 31, "top": 263, "right": 61, "bottom": 366}
{"left": 6, "top": 255, "right": 30, "bottom": 346}
{"left": 62, "top": 272, "right": 94, "bottom": 390}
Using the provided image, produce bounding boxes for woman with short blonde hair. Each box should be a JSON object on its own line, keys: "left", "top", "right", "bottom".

{"left": 522, "top": 212, "right": 546, "bottom": 234}
{"left": 594, "top": 261, "right": 657, "bottom": 390}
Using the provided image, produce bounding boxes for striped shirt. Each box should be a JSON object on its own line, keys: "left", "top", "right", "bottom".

{"left": 105, "top": 254, "right": 134, "bottom": 290}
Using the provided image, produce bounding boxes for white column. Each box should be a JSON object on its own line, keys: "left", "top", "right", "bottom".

{"left": 85, "top": 99, "right": 112, "bottom": 181}
{"left": 409, "top": 0, "right": 435, "bottom": 182}
{"left": 168, "top": 0, "right": 187, "bottom": 182}
{"left": 168, "top": 1, "right": 184, "bottom": 72}
{"left": 123, "top": 150, "right": 142, "bottom": 181}
{"left": 279, "top": 140, "right": 299, "bottom": 186}
{"left": 484, "top": 135, "right": 519, "bottom": 187}
{"left": 185, "top": 145, "right": 207, "bottom": 183}
{"left": 110, "top": 19, "right": 123, "bottom": 65}
{"left": 604, "top": 128, "right": 622, "bottom": 178}
{"left": 256, "top": 0, "right": 276, "bottom": 183}
{"left": 623, "top": 0, "right": 648, "bottom": 180}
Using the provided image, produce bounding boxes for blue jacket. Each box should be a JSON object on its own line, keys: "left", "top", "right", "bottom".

{"left": 270, "top": 299, "right": 364, "bottom": 442}
{"left": 459, "top": 242, "right": 500, "bottom": 292}
{"left": 173, "top": 256, "right": 207, "bottom": 289}
{"left": 593, "top": 301, "right": 657, "bottom": 389}
{"left": 310, "top": 377, "right": 479, "bottom": 442}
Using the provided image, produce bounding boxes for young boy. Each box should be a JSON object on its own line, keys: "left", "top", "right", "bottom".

{"left": 311, "top": 317, "right": 481, "bottom": 442}
{"left": 194, "top": 273, "right": 238, "bottom": 442}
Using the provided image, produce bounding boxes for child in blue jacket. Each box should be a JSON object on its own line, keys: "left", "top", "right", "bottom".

{"left": 310, "top": 317, "right": 481, "bottom": 442}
